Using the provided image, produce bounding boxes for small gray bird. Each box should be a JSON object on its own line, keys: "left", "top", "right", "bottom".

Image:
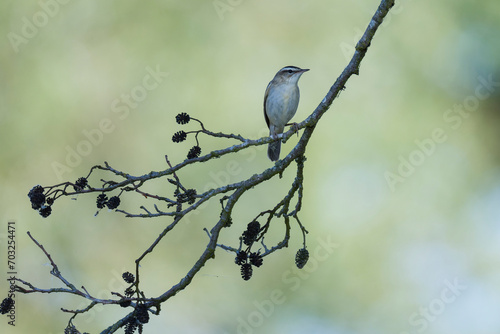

{"left": 264, "top": 66, "right": 309, "bottom": 161}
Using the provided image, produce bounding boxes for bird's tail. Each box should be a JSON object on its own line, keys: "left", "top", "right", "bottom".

{"left": 268, "top": 141, "right": 281, "bottom": 161}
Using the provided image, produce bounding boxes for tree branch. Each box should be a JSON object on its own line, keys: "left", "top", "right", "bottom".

{"left": 17, "top": 1, "right": 396, "bottom": 333}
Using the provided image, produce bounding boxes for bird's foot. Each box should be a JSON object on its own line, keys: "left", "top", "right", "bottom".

{"left": 286, "top": 122, "right": 300, "bottom": 136}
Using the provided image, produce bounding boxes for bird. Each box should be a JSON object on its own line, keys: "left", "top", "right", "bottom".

{"left": 264, "top": 66, "right": 309, "bottom": 161}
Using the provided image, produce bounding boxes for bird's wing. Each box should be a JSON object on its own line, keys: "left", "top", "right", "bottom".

{"left": 263, "top": 81, "right": 271, "bottom": 129}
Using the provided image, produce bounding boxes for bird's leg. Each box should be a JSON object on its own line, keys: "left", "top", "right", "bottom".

{"left": 286, "top": 122, "right": 300, "bottom": 137}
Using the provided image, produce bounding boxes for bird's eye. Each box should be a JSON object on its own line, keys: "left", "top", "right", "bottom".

{"left": 287, "top": 70, "right": 293, "bottom": 74}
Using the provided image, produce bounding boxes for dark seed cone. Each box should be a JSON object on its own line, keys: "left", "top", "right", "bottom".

{"left": 64, "top": 324, "right": 81, "bottom": 334}
{"left": 187, "top": 146, "right": 201, "bottom": 159}
{"left": 176, "top": 112, "right": 191, "bottom": 125}
{"left": 242, "top": 221, "right": 260, "bottom": 246}
{"left": 249, "top": 252, "right": 263, "bottom": 267}
{"left": 119, "top": 299, "right": 132, "bottom": 308}
{"left": 125, "top": 287, "right": 134, "bottom": 297}
{"left": 172, "top": 131, "right": 187, "bottom": 143}
{"left": 39, "top": 205, "right": 52, "bottom": 218}
{"left": 241, "top": 263, "right": 253, "bottom": 281}
{"left": 28, "top": 185, "right": 45, "bottom": 210}
{"left": 96, "top": 194, "right": 108, "bottom": 209}
{"left": 74, "top": 177, "right": 88, "bottom": 191}
{"left": 136, "top": 304, "right": 149, "bottom": 324}
{"left": 107, "top": 196, "right": 121, "bottom": 209}
{"left": 235, "top": 251, "right": 248, "bottom": 265}
{"left": 0, "top": 297, "right": 14, "bottom": 314}
{"left": 295, "top": 248, "right": 309, "bottom": 269}
{"left": 185, "top": 189, "right": 197, "bottom": 204}
{"left": 124, "top": 317, "right": 138, "bottom": 334}
{"left": 122, "top": 272, "right": 135, "bottom": 284}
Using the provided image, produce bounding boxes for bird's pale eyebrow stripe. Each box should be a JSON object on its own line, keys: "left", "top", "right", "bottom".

{"left": 280, "top": 66, "right": 300, "bottom": 72}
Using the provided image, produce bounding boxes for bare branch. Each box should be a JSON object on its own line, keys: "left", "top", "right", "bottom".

{"left": 19, "top": 1, "right": 396, "bottom": 332}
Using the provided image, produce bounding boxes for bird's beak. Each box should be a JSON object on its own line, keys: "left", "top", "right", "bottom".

{"left": 301, "top": 69, "right": 310, "bottom": 73}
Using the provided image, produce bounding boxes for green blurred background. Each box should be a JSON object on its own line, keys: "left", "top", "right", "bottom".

{"left": 1, "top": 0, "right": 500, "bottom": 333}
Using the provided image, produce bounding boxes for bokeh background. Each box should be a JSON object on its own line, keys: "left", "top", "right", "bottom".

{"left": 1, "top": 0, "right": 500, "bottom": 333}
